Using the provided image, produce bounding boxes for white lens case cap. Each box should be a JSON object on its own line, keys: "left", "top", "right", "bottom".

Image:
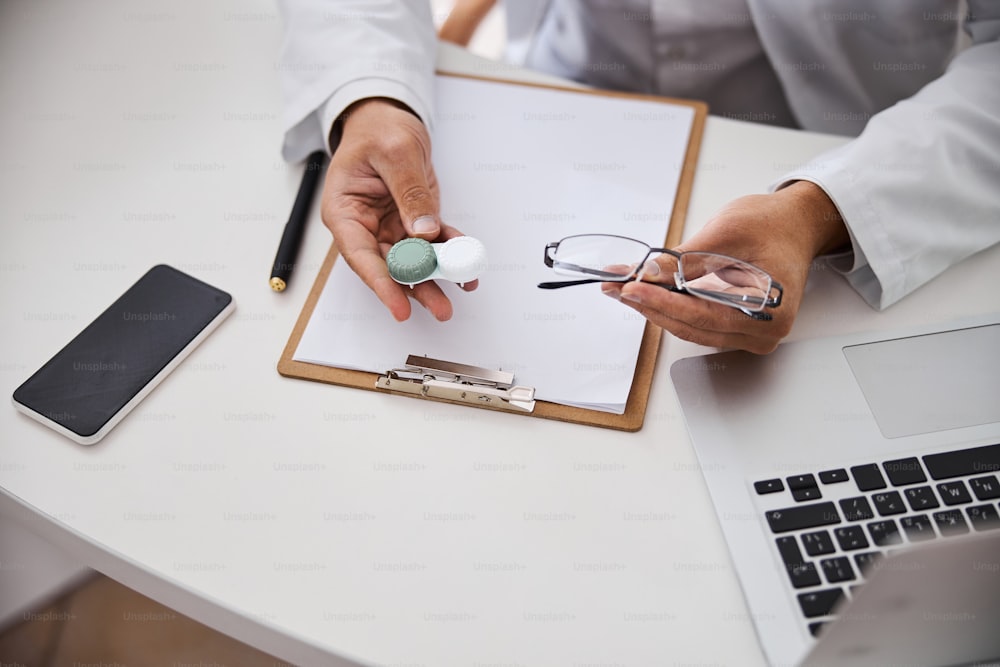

{"left": 435, "top": 236, "right": 487, "bottom": 284}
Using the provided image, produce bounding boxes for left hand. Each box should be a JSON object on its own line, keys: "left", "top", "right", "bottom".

{"left": 602, "top": 181, "right": 849, "bottom": 354}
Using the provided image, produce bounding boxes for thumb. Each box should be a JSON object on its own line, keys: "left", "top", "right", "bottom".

{"left": 379, "top": 159, "right": 441, "bottom": 240}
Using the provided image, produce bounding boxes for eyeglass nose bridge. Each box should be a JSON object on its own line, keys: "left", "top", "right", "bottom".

{"left": 635, "top": 248, "right": 686, "bottom": 290}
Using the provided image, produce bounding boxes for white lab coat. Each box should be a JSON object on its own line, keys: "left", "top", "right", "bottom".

{"left": 276, "top": 0, "right": 1000, "bottom": 311}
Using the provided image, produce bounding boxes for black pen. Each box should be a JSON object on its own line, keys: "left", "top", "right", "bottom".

{"left": 270, "top": 150, "right": 326, "bottom": 292}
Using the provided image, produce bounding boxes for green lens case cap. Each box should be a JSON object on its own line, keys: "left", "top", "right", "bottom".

{"left": 387, "top": 238, "right": 438, "bottom": 284}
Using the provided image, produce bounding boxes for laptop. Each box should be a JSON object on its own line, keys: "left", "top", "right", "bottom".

{"left": 670, "top": 313, "right": 1000, "bottom": 667}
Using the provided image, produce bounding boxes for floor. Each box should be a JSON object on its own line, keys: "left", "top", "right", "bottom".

{"left": 0, "top": 573, "right": 283, "bottom": 666}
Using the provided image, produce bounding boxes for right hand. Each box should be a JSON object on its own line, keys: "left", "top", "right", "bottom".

{"left": 321, "top": 98, "right": 476, "bottom": 322}
{"left": 602, "top": 181, "right": 849, "bottom": 354}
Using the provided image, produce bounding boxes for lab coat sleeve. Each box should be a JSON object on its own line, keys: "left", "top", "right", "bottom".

{"left": 276, "top": 0, "right": 437, "bottom": 162}
{"left": 774, "top": 6, "right": 1000, "bottom": 310}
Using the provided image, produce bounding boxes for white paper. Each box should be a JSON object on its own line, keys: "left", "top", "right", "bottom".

{"left": 294, "top": 76, "right": 695, "bottom": 413}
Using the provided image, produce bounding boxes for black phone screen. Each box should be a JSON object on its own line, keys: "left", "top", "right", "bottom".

{"left": 13, "top": 265, "right": 232, "bottom": 440}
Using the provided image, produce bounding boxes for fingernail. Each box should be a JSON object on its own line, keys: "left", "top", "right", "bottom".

{"left": 412, "top": 215, "right": 438, "bottom": 234}
{"left": 621, "top": 292, "right": 641, "bottom": 305}
{"left": 642, "top": 260, "right": 660, "bottom": 277}
{"left": 601, "top": 287, "right": 620, "bottom": 300}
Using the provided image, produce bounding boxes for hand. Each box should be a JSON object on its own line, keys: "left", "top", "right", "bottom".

{"left": 602, "top": 182, "right": 849, "bottom": 354}
{"left": 321, "top": 98, "right": 477, "bottom": 322}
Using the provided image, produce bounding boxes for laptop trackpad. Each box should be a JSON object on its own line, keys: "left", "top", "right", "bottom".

{"left": 843, "top": 323, "right": 1000, "bottom": 438}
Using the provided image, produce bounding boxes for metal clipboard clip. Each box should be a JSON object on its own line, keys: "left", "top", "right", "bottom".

{"left": 376, "top": 355, "right": 536, "bottom": 413}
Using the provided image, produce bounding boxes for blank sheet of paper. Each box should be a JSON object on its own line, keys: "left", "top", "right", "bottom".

{"left": 294, "top": 75, "right": 695, "bottom": 413}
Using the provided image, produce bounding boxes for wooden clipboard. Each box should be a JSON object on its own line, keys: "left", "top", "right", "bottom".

{"left": 278, "top": 73, "right": 707, "bottom": 432}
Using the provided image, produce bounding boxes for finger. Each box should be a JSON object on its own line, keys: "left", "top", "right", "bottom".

{"left": 601, "top": 281, "right": 625, "bottom": 300}
{"left": 662, "top": 318, "right": 780, "bottom": 354}
{"left": 371, "top": 273, "right": 413, "bottom": 322}
{"left": 612, "top": 288, "right": 781, "bottom": 354}
{"left": 618, "top": 281, "right": 763, "bottom": 335}
{"left": 638, "top": 255, "right": 681, "bottom": 286}
{"left": 651, "top": 310, "right": 778, "bottom": 354}
{"left": 406, "top": 280, "right": 454, "bottom": 322}
{"left": 375, "top": 149, "right": 440, "bottom": 240}
{"left": 334, "top": 221, "right": 412, "bottom": 321}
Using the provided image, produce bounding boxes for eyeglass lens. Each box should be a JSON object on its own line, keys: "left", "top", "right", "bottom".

{"left": 674, "top": 252, "right": 773, "bottom": 311}
{"left": 551, "top": 235, "right": 651, "bottom": 280}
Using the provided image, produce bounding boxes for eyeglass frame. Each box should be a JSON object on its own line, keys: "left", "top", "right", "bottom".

{"left": 539, "top": 234, "right": 784, "bottom": 321}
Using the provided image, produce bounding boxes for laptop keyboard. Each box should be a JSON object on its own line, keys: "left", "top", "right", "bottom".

{"left": 753, "top": 442, "right": 1000, "bottom": 637}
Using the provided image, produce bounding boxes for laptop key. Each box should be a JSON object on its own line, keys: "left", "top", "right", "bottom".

{"left": 808, "top": 621, "right": 827, "bottom": 637}
{"left": 793, "top": 487, "right": 823, "bottom": 502}
{"left": 776, "top": 536, "right": 821, "bottom": 589}
{"left": 904, "top": 486, "right": 940, "bottom": 511}
{"left": 754, "top": 478, "right": 784, "bottom": 495}
{"left": 851, "top": 464, "right": 887, "bottom": 491}
{"left": 882, "top": 457, "right": 927, "bottom": 486}
{"left": 937, "top": 481, "right": 972, "bottom": 506}
{"left": 932, "top": 510, "right": 970, "bottom": 536}
{"left": 819, "top": 469, "right": 849, "bottom": 484}
{"left": 834, "top": 525, "right": 869, "bottom": 551}
{"left": 970, "top": 475, "right": 1000, "bottom": 501}
{"left": 787, "top": 474, "right": 818, "bottom": 490}
{"left": 839, "top": 496, "right": 874, "bottom": 521}
{"left": 901, "top": 514, "right": 937, "bottom": 541}
{"left": 867, "top": 519, "right": 903, "bottom": 546}
{"left": 966, "top": 504, "right": 1000, "bottom": 531}
{"left": 801, "top": 530, "right": 835, "bottom": 556}
{"left": 853, "top": 551, "right": 883, "bottom": 576}
{"left": 923, "top": 443, "right": 1000, "bottom": 481}
{"left": 766, "top": 502, "right": 841, "bottom": 533}
{"left": 872, "top": 490, "right": 906, "bottom": 516}
{"left": 798, "top": 588, "right": 845, "bottom": 618}
{"left": 820, "top": 556, "right": 855, "bottom": 583}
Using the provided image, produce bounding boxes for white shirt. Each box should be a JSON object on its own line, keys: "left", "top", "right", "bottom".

{"left": 277, "top": 0, "right": 1000, "bottom": 311}
{"left": 522, "top": 0, "right": 797, "bottom": 128}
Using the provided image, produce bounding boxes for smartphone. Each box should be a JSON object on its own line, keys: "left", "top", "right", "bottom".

{"left": 12, "top": 265, "right": 234, "bottom": 445}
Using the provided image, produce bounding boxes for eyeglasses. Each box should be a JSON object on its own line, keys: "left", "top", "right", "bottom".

{"left": 539, "top": 234, "right": 783, "bottom": 321}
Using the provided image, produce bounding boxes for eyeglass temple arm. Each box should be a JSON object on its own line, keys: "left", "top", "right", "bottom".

{"left": 539, "top": 247, "right": 677, "bottom": 290}
{"left": 538, "top": 277, "right": 684, "bottom": 290}
{"left": 538, "top": 278, "right": 612, "bottom": 289}
{"left": 543, "top": 254, "right": 641, "bottom": 285}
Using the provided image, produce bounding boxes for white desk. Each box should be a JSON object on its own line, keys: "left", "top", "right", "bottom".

{"left": 2, "top": 3, "right": 998, "bottom": 666}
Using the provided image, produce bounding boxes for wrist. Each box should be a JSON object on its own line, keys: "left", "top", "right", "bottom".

{"left": 344, "top": 98, "right": 418, "bottom": 127}
{"left": 779, "top": 180, "right": 851, "bottom": 258}
{"left": 332, "top": 98, "right": 421, "bottom": 152}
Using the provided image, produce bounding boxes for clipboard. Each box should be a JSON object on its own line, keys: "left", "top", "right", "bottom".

{"left": 278, "top": 73, "right": 707, "bottom": 431}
